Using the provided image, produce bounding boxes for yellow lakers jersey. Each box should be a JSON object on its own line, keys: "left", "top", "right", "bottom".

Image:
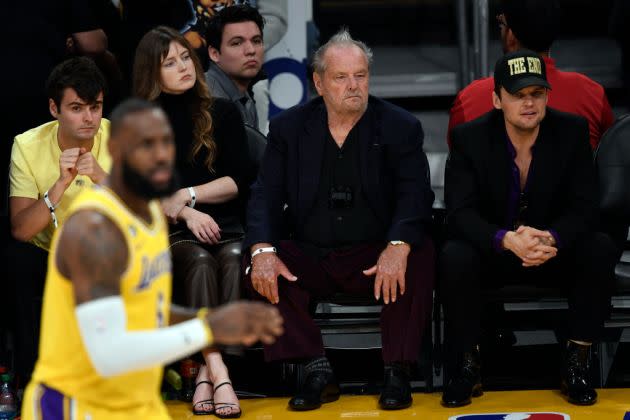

{"left": 29, "top": 185, "right": 172, "bottom": 416}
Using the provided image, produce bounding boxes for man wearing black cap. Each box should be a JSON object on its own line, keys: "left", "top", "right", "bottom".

{"left": 440, "top": 50, "right": 617, "bottom": 408}
{"left": 447, "top": 0, "right": 613, "bottom": 151}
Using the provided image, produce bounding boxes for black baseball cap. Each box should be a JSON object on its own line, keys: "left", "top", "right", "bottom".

{"left": 494, "top": 50, "right": 551, "bottom": 94}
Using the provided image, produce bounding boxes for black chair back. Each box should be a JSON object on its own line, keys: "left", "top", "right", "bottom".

{"left": 595, "top": 114, "right": 630, "bottom": 219}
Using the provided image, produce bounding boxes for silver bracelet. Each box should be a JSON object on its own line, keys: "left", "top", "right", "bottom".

{"left": 43, "top": 190, "right": 59, "bottom": 228}
{"left": 186, "top": 187, "right": 196, "bottom": 208}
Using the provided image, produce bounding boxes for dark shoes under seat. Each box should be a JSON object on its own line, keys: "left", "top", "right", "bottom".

{"left": 379, "top": 363, "right": 413, "bottom": 410}
{"left": 561, "top": 341, "right": 597, "bottom": 406}
{"left": 442, "top": 347, "right": 483, "bottom": 408}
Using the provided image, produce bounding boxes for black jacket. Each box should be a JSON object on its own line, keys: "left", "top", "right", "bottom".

{"left": 245, "top": 95, "right": 434, "bottom": 249}
{"left": 446, "top": 108, "right": 596, "bottom": 254}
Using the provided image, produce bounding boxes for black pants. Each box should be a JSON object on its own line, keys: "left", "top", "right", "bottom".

{"left": 439, "top": 232, "right": 617, "bottom": 356}
{"left": 4, "top": 238, "right": 48, "bottom": 384}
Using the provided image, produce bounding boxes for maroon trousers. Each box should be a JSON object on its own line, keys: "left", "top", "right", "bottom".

{"left": 244, "top": 239, "right": 435, "bottom": 363}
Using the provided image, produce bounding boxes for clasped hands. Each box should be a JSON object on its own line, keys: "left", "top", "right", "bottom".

{"left": 502, "top": 225, "right": 558, "bottom": 267}
{"left": 59, "top": 147, "right": 106, "bottom": 186}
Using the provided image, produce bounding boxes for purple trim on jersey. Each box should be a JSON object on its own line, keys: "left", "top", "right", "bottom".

{"left": 39, "top": 384, "right": 64, "bottom": 420}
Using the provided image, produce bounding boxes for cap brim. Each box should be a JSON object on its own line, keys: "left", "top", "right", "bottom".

{"left": 505, "top": 77, "right": 551, "bottom": 94}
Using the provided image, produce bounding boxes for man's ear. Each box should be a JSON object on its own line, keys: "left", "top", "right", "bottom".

{"left": 49, "top": 99, "right": 59, "bottom": 119}
{"left": 492, "top": 90, "right": 502, "bottom": 110}
{"left": 208, "top": 45, "right": 220, "bottom": 64}
{"left": 313, "top": 72, "right": 323, "bottom": 96}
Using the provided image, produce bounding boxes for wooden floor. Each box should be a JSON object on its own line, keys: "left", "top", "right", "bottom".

{"left": 166, "top": 389, "right": 630, "bottom": 419}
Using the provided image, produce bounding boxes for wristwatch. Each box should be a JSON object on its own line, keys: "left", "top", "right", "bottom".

{"left": 389, "top": 240, "right": 408, "bottom": 246}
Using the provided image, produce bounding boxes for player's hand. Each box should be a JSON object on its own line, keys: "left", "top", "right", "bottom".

{"left": 363, "top": 243, "right": 410, "bottom": 304}
{"left": 250, "top": 244, "right": 297, "bottom": 304}
{"left": 58, "top": 147, "right": 81, "bottom": 188}
{"left": 76, "top": 149, "right": 107, "bottom": 184}
{"left": 206, "top": 301, "right": 284, "bottom": 346}
{"left": 182, "top": 208, "right": 221, "bottom": 244}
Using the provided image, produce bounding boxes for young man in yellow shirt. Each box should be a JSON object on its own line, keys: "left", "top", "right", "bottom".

{"left": 6, "top": 57, "right": 110, "bottom": 384}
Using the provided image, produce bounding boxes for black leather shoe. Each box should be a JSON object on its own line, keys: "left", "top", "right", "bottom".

{"left": 379, "top": 364, "right": 412, "bottom": 410}
{"left": 442, "top": 347, "right": 483, "bottom": 408}
{"left": 561, "top": 341, "right": 597, "bottom": 406}
{"left": 288, "top": 371, "right": 340, "bottom": 411}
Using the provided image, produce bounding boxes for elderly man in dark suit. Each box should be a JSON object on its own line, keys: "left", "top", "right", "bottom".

{"left": 244, "top": 28, "right": 435, "bottom": 411}
{"left": 440, "top": 50, "right": 617, "bottom": 408}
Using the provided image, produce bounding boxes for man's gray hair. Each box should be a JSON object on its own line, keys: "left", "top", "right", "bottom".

{"left": 312, "top": 28, "right": 373, "bottom": 74}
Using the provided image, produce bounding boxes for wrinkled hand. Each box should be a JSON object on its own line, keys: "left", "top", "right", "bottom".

{"left": 59, "top": 147, "right": 81, "bottom": 187}
{"left": 206, "top": 301, "right": 284, "bottom": 346}
{"left": 162, "top": 189, "right": 190, "bottom": 223}
{"left": 250, "top": 247, "right": 297, "bottom": 304}
{"left": 76, "top": 150, "right": 106, "bottom": 183}
{"left": 183, "top": 208, "right": 221, "bottom": 244}
{"left": 363, "top": 243, "right": 410, "bottom": 304}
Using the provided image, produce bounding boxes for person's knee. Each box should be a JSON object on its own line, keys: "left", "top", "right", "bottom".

{"left": 172, "top": 243, "right": 218, "bottom": 272}
{"left": 216, "top": 243, "right": 242, "bottom": 267}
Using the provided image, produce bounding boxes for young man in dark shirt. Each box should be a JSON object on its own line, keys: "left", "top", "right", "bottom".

{"left": 441, "top": 50, "right": 617, "bottom": 408}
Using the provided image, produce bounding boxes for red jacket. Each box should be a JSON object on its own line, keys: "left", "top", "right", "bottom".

{"left": 447, "top": 56, "right": 614, "bottom": 150}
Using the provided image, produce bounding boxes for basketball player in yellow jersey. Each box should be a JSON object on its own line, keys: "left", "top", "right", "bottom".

{"left": 21, "top": 99, "right": 284, "bottom": 420}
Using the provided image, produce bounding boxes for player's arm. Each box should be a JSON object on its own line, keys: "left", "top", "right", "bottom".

{"left": 60, "top": 210, "right": 283, "bottom": 377}
{"left": 60, "top": 209, "right": 212, "bottom": 377}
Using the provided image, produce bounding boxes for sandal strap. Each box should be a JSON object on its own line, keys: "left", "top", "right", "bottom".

{"left": 213, "top": 381, "right": 233, "bottom": 392}
{"left": 214, "top": 402, "right": 239, "bottom": 407}
{"left": 195, "top": 380, "right": 214, "bottom": 389}
{"left": 193, "top": 399, "right": 214, "bottom": 406}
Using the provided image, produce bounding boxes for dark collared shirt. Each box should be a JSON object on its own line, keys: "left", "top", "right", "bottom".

{"left": 299, "top": 110, "right": 385, "bottom": 251}
{"left": 493, "top": 131, "right": 560, "bottom": 252}
{"left": 205, "top": 63, "right": 259, "bottom": 128}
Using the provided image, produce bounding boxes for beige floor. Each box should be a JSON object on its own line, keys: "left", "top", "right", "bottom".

{"left": 166, "top": 388, "right": 630, "bottom": 419}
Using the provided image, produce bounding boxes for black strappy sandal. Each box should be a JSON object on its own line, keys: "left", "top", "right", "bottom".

{"left": 213, "top": 381, "right": 242, "bottom": 419}
{"left": 192, "top": 380, "right": 214, "bottom": 415}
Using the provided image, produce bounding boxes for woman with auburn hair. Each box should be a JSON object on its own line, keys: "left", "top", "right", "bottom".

{"left": 134, "top": 26, "right": 253, "bottom": 418}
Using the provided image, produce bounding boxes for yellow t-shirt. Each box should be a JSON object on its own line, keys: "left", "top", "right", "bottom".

{"left": 24, "top": 185, "right": 172, "bottom": 420}
{"left": 9, "top": 119, "right": 112, "bottom": 250}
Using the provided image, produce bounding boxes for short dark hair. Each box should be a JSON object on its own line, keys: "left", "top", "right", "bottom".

{"left": 109, "top": 98, "right": 162, "bottom": 138}
{"left": 501, "top": 0, "right": 561, "bottom": 53}
{"left": 205, "top": 4, "right": 265, "bottom": 51}
{"left": 46, "top": 57, "right": 107, "bottom": 109}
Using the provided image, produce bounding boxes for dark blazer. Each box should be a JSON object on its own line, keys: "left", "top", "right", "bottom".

{"left": 446, "top": 108, "right": 597, "bottom": 255}
{"left": 245, "top": 95, "right": 434, "bottom": 249}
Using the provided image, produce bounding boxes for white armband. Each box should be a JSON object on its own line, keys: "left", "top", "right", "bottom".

{"left": 43, "top": 190, "right": 59, "bottom": 228}
{"left": 76, "top": 296, "right": 212, "bottom": 377}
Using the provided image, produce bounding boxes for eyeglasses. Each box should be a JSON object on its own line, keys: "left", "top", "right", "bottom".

{"left": 496, "top": 13, "right": 508, "bottom": 31}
